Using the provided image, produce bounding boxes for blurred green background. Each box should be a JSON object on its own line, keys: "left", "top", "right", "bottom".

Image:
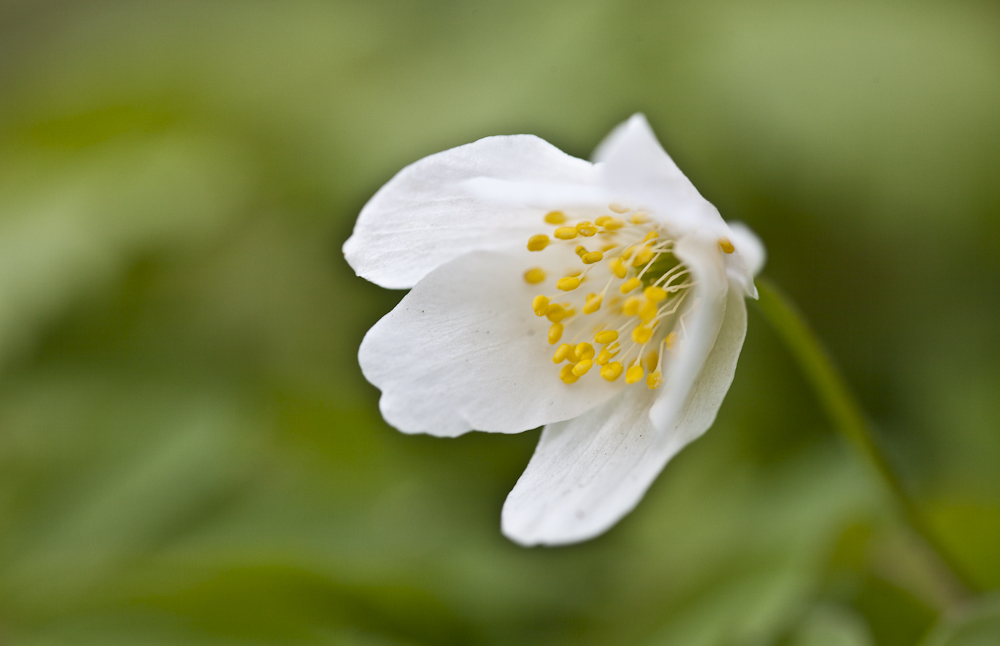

{"left": 0, "top": 0, "right": 998, "bottom": 644}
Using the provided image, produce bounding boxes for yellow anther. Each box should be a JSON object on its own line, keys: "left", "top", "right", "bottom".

{"left": 576, "top": 221, "right": 597, "bottom": 237}
{"left": 639, "top": 300, "right": 658, "bottom": 323}
{"left": 559, "top": 364, "right": 580, "bottom": 384}
{"left": 575, "top": 342, "right": 595, "bottom": 361}
{"left": 601, "top": 362, "right": 623, "bottom": 381}
{"left": 643, "top": 230, "right": 659, "bottom": 242}
{"left": 557, "top": 276, "right": 581, "bottom": 291}
{"left": 524, "top": 267, "right": 546, "bottom": 284}
{"left": 609, "top": 201, "right": 629, "bottom": 214}
{"left": 572, "top": 359, "right": 594, "bottom": 376}
{"left": 527, "top": 234, "right": 550, "bottom": 251}
{"left": 601, "top": 244, "right": 618, "bottom": 252}
{"left": 664, "top": 332, "right": 677, "bottom": 348}
{"left": 622, "top": 246, "right": 635, "bottom": 260}
{"left": 583, "top": 294, "right": 602, "bottom": 314}
{"left": 552, "top": 343, "right": 574, "bottom": 363}
{"left": 630, "top": 212, "right": 650, "bottom": 224}
{"left": 544, "top": 210, "right": 567, "bottom": 225}
{"left": 620, "top": 277, "right": 641, "bottom": 294}
{"left": 646, "top": 351, "right": 659, "bottom": 372}
{"left": 609, "top": 257, "right": 627, "bottom": 279}
{"left": 554, "top": 226, "right": 578, "bottom": 240}
{"left": 646, "top": 371, "right": 663, "bottom": 389}
{"left": 581, "top": 251, "right": 603, "bottom": 264}
{"left": 632, "top": 324, "right": 653, "bottom": 343}
{"left": 625, "top": 364, "right": 644, "bottom": 384}
{"left": 595, "top": 216, "right": 612, "bottom": 227}
{"left": 644, "top": 286, "right": 667, "bottom": 302}
{"left": 719, "top": 237, "right": 735, "bottom": 254}
{"left": 596, "top": 344, "right": 619, "bottom": 366}
{"left": 632, "top": 246, "right": 655, "bottom": 267}
{"left": 603, "top": 217, "right": 625, "bottom": 230}
{"left": 546, "top": 305, "right": 574, "bottom": 323}
{"left": 594, "top": 330, "right": 618, "bottom": 344}
{"left": 622, "top": 296, "right": 641, "bottom": 315}
{"left": 532, "top": 295, "right": 550, "bottom": 316}
{"left": 575, "top": 245, "right": 588, "bottom": 257}
{"left": 548, "top": 322, "right": 564, "bottom": 344}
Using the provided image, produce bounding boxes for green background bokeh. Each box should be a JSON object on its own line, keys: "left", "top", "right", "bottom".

{"left": 0, "top": 1, "right": 998, "bottom": 644}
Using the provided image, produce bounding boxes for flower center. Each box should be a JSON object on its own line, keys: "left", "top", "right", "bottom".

{"left": 524, "top": 203, "right": 696, "bottom": 389}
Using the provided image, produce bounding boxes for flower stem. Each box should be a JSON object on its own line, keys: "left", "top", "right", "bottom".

{"left": 753, "top": 277, "right": 981, "bottom": 598}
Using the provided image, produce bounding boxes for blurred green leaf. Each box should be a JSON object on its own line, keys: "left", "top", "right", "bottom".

{"left": 790, "top": 606, "right": 873, "bottom": 646}
{"left": 921, "top": 597, "right": 1000, "bottom": 646}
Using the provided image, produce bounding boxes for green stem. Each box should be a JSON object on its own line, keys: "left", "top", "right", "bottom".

{"left": 753, "top": 277, "right": 981, "bottom": 598}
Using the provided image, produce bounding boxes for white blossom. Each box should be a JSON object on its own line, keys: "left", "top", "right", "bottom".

{"left": 344, "top": 114, "right": 766, "bottom": 546}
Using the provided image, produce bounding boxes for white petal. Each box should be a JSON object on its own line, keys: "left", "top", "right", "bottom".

{"left": 649, "top": 231, "right": 731, "bottom": 432}
{"left": 727, "top": 221, "right": 767, "bottom": 277}
{"left": 592, "top": 114, "right": 724, "bottom": 233}
{"left": 652, "top": 285, "right": 748, "bottom": 447}
{"left": 501, "top": 287, "right": 747, "bottom": 546}
{"left": 344, "top": 135, "right": 599, "bottom": 289}
{"left": 359, "top": 248, "right": 625, "bottom": 437}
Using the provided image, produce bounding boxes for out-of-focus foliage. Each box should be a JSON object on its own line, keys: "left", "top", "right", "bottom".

{"left": 0, "top": 0, "right": 997, "bottom": 644}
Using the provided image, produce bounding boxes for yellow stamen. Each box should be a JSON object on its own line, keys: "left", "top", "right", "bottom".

{"left": 645, "top": 351, "right": 659, "bottom": 372}
{"left": 630, "top": 212, "right": 650, "bottom": 224}
{"left": 632, "top": 324, "right": 653, "bottom": 343}
{"left": 575, "top": 342, "right": 595, "bottom": 361}
{"left": 557, "top": 276, "right": 581, "bottom": 291}
{"left": 548, "top": 323, "right": 564, "bottom": 344}
{"left": 553, "top": 343, "right": 574, "bottom": 363}
{"left": 544, "top": 210, "right": 567, "bottom": 224}
{"left": 554, "top": 227, "right": 578, "bottom": 240}
{"left": 664, "top": 332, "right": 677, "bottom": 348}
{"left": 639, "top": 301, "right": 658, "bottom": 323}
{"left": 603, "top": 217, "right": 624, "bottom": 230}
{"left": 576, "top": 221, "right": 597, "bottom": 237}
{"left": 621, "top": 277, "right": 641, "bottom": 294}
{"left": 646, "top": 371, "right": 663, "bottom": 389}
{"left": 625, "top": 364, "right": 644, "bottom": 384}
{"left": 719, "top": 237, "right": 735, "bottom": 254}
{"left": 532, "top": 295, "right": 550, "bottom": 316}
{"left": 527, "top": 234, "right": 549, "bottom": 251}
{"left": 575, "top": 245, "right": 588, "bottom": 257}
{"left": 546, "top": 305, "right": 574, "bottom": 323}
{"left": 594, "top": 330, "right": 618, "bottom": 344}
{"left": 622, "top": 246, "right": 635, "bottom": 260}
{"left": 581, "top": 251, "right": 603, "bottom": 264}
{"left": 609, "top": 202, "right": 629, "bottom": 214}
{"left": 524, "top": 267, "right": 546, "bottom": 284}
{"left": 595, "top": 216, "right": 612, "bottom": 227}
{"left": 559, "top": 364, "right": 579, "bottom": 384}
{"left": 572, "top": 359, "right": 594, "bottom": 376}
{"left": 596, "top": 343, "right": 619, "bottom": 366}
{"left": 609, "top": 257, "right": 626, "bottom": 279}
{"left": 601, "top": 362, "right": 623, "bottom": 381}
{"left": 583, "top": 294, "right": 602, "bottom": 314}
{"left": 644, "top": 286, "right": 667, "bottom": 302}
{"left": 622, "top": 296, "right": 641, "bottom": 315}
{"left": 632, "top": 246, "right": 654, "bottom": 267}
{"left": 644, "top": 230, "right": 659, "bottom": 242}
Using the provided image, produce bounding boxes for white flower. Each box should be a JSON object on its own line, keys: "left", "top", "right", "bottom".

{"left": 344, "top": 114, "right": 765, "bottom": 546}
